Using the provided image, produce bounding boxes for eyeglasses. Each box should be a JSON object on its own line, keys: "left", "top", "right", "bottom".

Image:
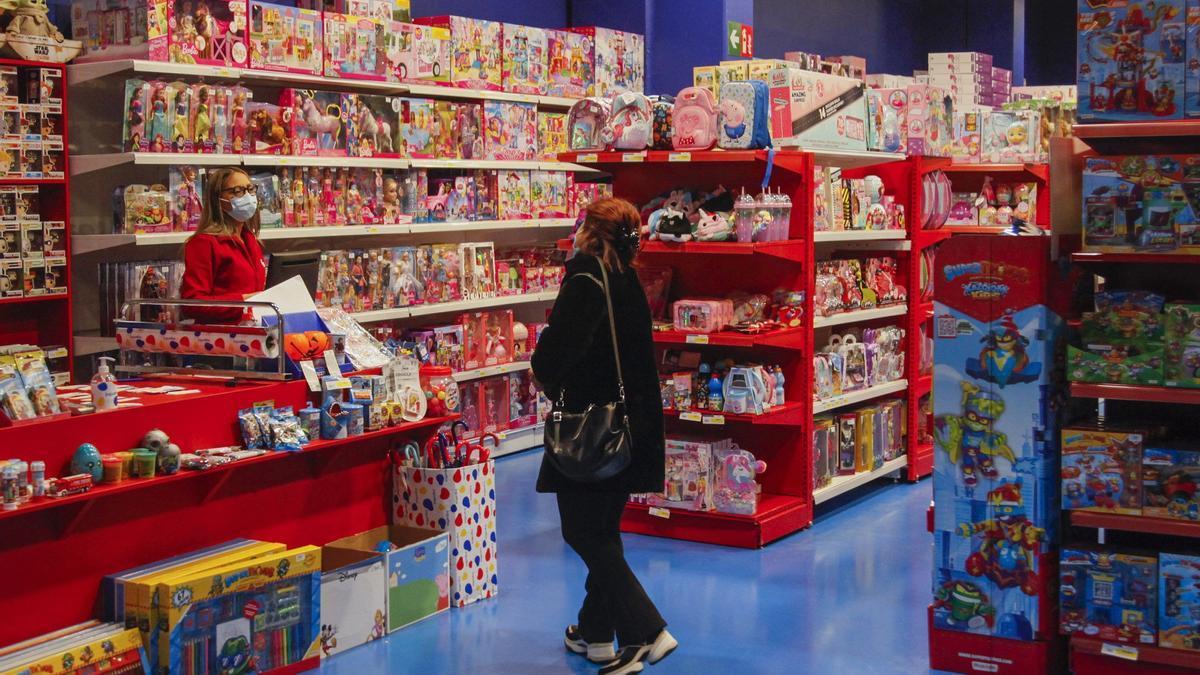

{"left": 221, "top": 185, "right": 258, "bottom": 198}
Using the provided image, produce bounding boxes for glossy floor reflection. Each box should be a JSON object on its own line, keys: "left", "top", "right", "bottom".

{"left": 319, "top": 451, "right": 933, "bottom": 674}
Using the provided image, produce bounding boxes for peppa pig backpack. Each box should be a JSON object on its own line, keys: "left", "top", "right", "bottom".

{"left": 717, "top": 80, "right": 771, "bottom": 150}
{"left": 567, "top": 97, "right": 612, "bottom": 151}
{"left": 608, "top": 91, "right": 653, "bottom": 150}
{"left": 671, "top": 86, "right": 719, "bottom": 151}
{"left": 648, "top": 94, "right": 675, "bottom": 149}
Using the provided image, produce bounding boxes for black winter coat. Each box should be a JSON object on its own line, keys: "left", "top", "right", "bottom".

{"left": 531, "top": 253, "right": 665, "bottom": 494}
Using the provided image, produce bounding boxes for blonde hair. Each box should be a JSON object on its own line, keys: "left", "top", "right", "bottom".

{"left": 195, "top": 166, "right": 261, "bottom": 237}
{"left": 573, "top": 197, "right": 640, "bottom": 273}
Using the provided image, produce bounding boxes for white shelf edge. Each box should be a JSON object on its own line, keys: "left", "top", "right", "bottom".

{"left": 452, "top": 361, "right": 531, "bottom": 383}
{"left": 813, "top": 455, "right": 909, "bottom": 504}
{"left": 242, "top": 155, "right": 411, "bottom": 169}
{"left": 72, "top": 153, "right": 589, "bottom": 176}
{"left": 813, "top": 304, "right": 908, "bottom": 328}
{"left": 813, "top": 230, "right": 908, "bottom": 242}
{"left": 352, "top": 290, "right": 557, "bottom": 323}
{"left": 776, "top": 144, "right": 906, "bottom": 169}
{"left": 491, "top": 423, "right": 545, "bottom": 458}
{"left": 813, "top": 379, "right": 909, "bottom": 414}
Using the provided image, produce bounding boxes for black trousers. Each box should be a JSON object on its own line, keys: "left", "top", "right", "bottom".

{"left": 557, "top": 491, "right": 666, "bottom": 646}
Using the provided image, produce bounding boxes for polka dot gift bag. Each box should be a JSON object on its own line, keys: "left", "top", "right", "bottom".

{"left": 392, "top": 453, "right": 498, "bottom": 608}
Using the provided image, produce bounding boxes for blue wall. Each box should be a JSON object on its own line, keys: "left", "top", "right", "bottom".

{"left": 410, "top": 0, "right": 568, "bottom": 26}
{"left": 753, "top": 0, "right": 925, "bottom": 76}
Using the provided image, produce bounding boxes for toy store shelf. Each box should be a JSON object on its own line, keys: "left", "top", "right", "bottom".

{"left": 813, "top": 379, "right": 908, "bottom": 414}
{"left": 638, "top": 239, "right": 807, "bottom": 262}
{"left": 651, "top": 326, "right": 805, "bottom": 350}
{"left": 1069, "top": 511, "right": 1200, "bottom": 540}
{"left": 941, "top": 226, "right": 1013, "bottom": 235}
{"left": 1073, "top": 120, "right": 1200, "bottom": 154}
{"left": 915, "top": 374, "right": 933, "bottom": 396}
{"left": 621, "top": 493, "right": 810, "bottom": 548}
{"left": 72, "top": 334, "right": 116, "bottom": 356}
{"left": 70, "top": 152, "right": 234, "bottom": 174}
{"left": 242, "top": 155, "right": 411, "bottom": 169}
{"left": 350, "top": 290, "right": 558, "bottom": 323}
{"left": 813, "top": 304, "right": 908, "bottom": 328}
{"left": 664, "top": 401, "right": 806, "bottom": 427}
{"left": 452, "top": 361, "right": 530, "bottom": 383}
{"left": 944, "top": 162, "right": 1049, "bottom": 180}
{"left": 400, "top": 82, "right": 578, "bottom": 110}
{"left": 490, "top": 423, "right": 544, "bottom": 459}
{"left": 1070, "top": 251, "right": 1200, "bottom": 265}
{"left": 813, "top": 229, "right": 908, "bottom": 244}
{"left": 411, "top": 217, "right": 575, "bottom": 233}
{"left": 0, "top": 414, "right": 456, "bottom": 524}
{"left": 0, "top": 294, "right": 68, "bottom": 307}
{"left": 559, "top": 149, "right": 764, "bottom": 164}
{"left": 407, "top": 158, "right": 596, "bottom": 173}
{"left": 1070, "top": 636, "right": 1200, "bottom": 671}
{"left": 774, "top": 145, "right": 907, "bottom": 170}
{"left": 813, "top": 456, "right": 909, "bottom": 505}
{"left": 913, "top": 229, "right": 953, "bottom": 249}
{"left": 0, "top": 178, "right": 66, "bottom": 186}
{"left": 1069, "top": 382, "right": 1200, "bottom": 405}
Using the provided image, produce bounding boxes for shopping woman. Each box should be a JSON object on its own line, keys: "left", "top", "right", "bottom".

{"left": 531, "top": 198, "right": 677, "bottom": 675}
{"left": 180, "top": 167, "right": 266, "bottom": 323}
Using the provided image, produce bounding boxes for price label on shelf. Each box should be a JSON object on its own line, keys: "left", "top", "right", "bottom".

{"left": 1100, "top": 644, "right": 1138, "bottom": 661}
{"left": 214, "top": 67, "right": 238, "bottom": 78}
{"left": 576, "top": 153, "right": 599, "bottom": 163}
{"left": 679, "top": 411, "right": 702, "bottom": 422}
{"left": 622, "top": 153, "right": 645, "bottom": 162}
{"left": 685, "top": 334, "right": 709, "bottom": 344}
{"left": 668, "top": 152, "right": 692, "bottom": 162}
{"left": 648, "top": 507, "right": 671, "bottom": 519}
{"left": 702, "top": 415, "right": 725, "bottom": 425}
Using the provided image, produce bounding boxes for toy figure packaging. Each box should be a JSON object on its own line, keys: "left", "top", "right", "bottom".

{"left": 415, "top": 16, "right": 502, "bottom": 90}
{"left": 981, "top": 110, "right": 1039, "bottom": 163}
{"left": 1159, "top": 552, "right": 1200, "bottom": 651}
{"left": 1060, "top": 426, "right": 1143, "bottom": 514}
{"left": 1060, "top": 548, "right": 1158, "bottom": 644}
{"left": 430, "top": 100, "right": 459, "bottom": 159}
{"left": 502, "top": 24, "right": 548, "bottom": 95}
{"left": 249, "top": 1, "right": 323, "bottom": 75}
{"left": 246, "top": 100, "right": 290, "bottom": 154}
{"left": 538, "top": 111, "right": 568, "bottom": 160}
{"left": 484, "top": 101, "right": 536, "bottom": 161}
{"left": 395, "top": 97, "right": 435, "bottom": 158}
{"left": 498, "top": 170, "right": 530, "bottom": 220}
{"left": 346, "top": 94, "right": 398, "bottom": 157}
{"left": 1143, "top": 446, "right": 1200, "bottom": 520}
{"left": 387, "top": 21, "right": 451, "bottom": 85}
{"left": 646, "top": 437, "right": 724, "bottom": 512}
{"left": 1190, "top": 6, "right": 1200, "bottom": 117}
{"left": 568, "top": 26, "right": 643, "bottom": 96}
{"left": 457, "top": 103, "right": 485, "bottom": 159}
{"left": 931, "top": 236, "right": 1069, "bottom": 643}
{"left": 951, "top": 111, "right": 981, "bottom": 163}
{"left": 189, "top": 83, "right": 219, "bottom": 153}
{"left": 324, "top": 12, "right": 387, "bottom": 81}
{"left": 71, "top": 0, "right": 169, "bottom": 62}
{"left": 1081, "top": 155, "right": 1200, "bottom": 254}
{"left": 531, "top": 170, "right": 567, "bottom": 218}
{"left": 768, "top": 67, "right": 867, "bottom": 151}
{"left": 282, "top": 88, "right": 343, "bottom": 157}
{"left": 170, "top": 165, "right": 203, "bottom": 232}
{"left": 546, "top": 29, "right": 594, "bottom": 98}
{"left": 168, "top": 0, "right": 250, "bottom": 68}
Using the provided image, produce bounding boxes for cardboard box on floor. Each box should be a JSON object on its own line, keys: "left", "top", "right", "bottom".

{"left": 324, "top": 525, "right": 450, "bottom": 639}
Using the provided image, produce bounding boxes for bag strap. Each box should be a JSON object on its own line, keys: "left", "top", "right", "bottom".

{"left": 597, "top": 262, "right": 626, "bottom": 404}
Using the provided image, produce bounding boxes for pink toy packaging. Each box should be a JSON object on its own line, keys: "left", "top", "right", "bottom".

{"left": 249, "top": 1, "right": 323, "bottom": 75}
{"left": 537, "top": 111, "right": 567, "bottom": 159}
{"left": 395, "top": 97, "right": 435, "bottom": 158}
{"left": 324, "top": 12, "right": 387, "bottom": 81}
{"left": 431, "top": 100, "right": 459, "bottom": 159}
{"left": 282, "top": 89, "right": 345, "bottom": 156}
{"left": 457, "top": 103, "right": 485, "bottom": 160}
{"left": 482, "top": 308, "right": 512, "bottom": 364}
{"left": 484, "top": 100, "right": 536, "bottom": 161}
{"left": 546, "top": 29, "right": 594, "bottom": 98}
{"left": 568, "top": 26, "right": 644, "bottom": 96}
{"left": 189, "top": 83, "right": 218, "bottom": 153}
{"left": 768, "top": 67, "right": 867, "bottom": 151}
{"left": 507, "top": 370, "right": 538, "bottom": 429}
{"left": 386, "top": 21, "right": 451, "bottom": 85}
{"left": 712, "top": 446, "right": 767, "bottom": 515}
{"left": 502, "top": 24, "right": 548, "bottom": 95}
{"left": 415, "top": 16, "right": 502, "bottom": 91}
{"left": 246, "top": 100, "right": 290, "bottom": 154}
{"left": 206, "top": 85, "right": 237, "bottom": 154}
{"left": 230, "top": 86, "right": 252, "bottom": 153}
{"left": 474, "top": 169, "right": 498, "bottom": 220}
{"left": 169, "top": 165, "right": 203, "bottom": 231}
{"left": 71, "top": 0, "right": 170, "bottom": 62}
{"left": 980, "top": 109, "right": 1039, "bottom": 163}
{"left": 478, "top": 375, "right": 510, "bottom": 434}
{"left": 498, "top": 170, "right": 530, "bottom": 220}
{"left": 346, "top": 93, "right": 398, "bottom": 157}
{"left": 647, "top": 437, "right": 723, "bottom": 512}
{"left": 168, "top": 0, "right": 249, "bottom": 67}
{"left": 906, "top": 84, "right": 953, "bottom": 157}
{"left": 531, "top": 171, "right": 568, "bottom": 218}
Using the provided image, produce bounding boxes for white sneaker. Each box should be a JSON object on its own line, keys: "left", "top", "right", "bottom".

{"left": 646, "top": 629, "right": 678, "bottom": 664}
{"left": 598, "top": 629, "right": 677, "bottom": 675}
{"left": 564, "top": 625, "right": 616, "bottom": 663}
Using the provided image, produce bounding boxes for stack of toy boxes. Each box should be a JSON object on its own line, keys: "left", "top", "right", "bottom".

{"left": 931, "top": 236, "right": 1067, "bottom": 645}
{"left": 1081, "top": 155, "right": 1200, "bottom": 255}
{"left": 1067, "top": 291, "right": 1165, "bottom": 386}
{"left": 415, "top": 16, "right": 503, "bottom": 90}
{"left": 545, "top": 29, "right": 595, "bottom": 97}
{"left": 0, "top": 624, "right": 145, "bottom": 674}
{"left": 863, "top": 84, "right": 954, "bottom": 156}
{"left": 568, "top": 26, "right": 643, "bottom": 96}
{"left": 1077, "top": 0, "right": 1186, "bottom": 121}
{"left": 501, "top": 23, "right": 548, "bottom": 94}
{"left": 71, "top": 0, "right": 253, "bottom": 67}
{"left": 1060, "top": 549, "right": 1158, "bottom": 644}
{"left": 1160, "top": 553, "right": 1200, "bottom": 652}
{"left": 992, "top": 67, "right": 1012, "bottom": 105}
{"left": 928, "top": 52, "right": 994, "bottom": 110}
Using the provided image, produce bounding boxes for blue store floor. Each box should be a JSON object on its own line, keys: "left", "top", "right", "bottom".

{"left": 320, "top": 451, "right": 934, "bottom": 674}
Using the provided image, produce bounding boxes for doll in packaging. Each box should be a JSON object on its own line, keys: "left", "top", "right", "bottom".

{"left": 170, "top": 166, "right": 203, "bottom": 232}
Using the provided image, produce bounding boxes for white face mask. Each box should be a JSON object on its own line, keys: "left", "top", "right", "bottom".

{"left": 223, "top": 193, "right": 258, "bottom": 222}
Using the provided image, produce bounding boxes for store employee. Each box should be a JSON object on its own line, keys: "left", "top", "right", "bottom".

{"left": 180, "top": 167, "right": 266, "bottom": 323}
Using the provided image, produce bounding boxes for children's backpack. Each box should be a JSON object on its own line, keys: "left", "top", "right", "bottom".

{"left": 608, "top": 91, "right": 652, "bottom": 150}
{"left": 671, "top": 86, "right": 719, "bottom": 151}
{"left": 648, "top": 95, "right": 675, "bottom": 150}
{"left": 718, "top": 80, "right": 771, "bottom": 150}
{"left": 567, "top": 97, "right": 612, "bottom": 151}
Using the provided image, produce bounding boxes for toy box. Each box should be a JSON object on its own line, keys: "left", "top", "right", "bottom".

{"left": 569, "top": 26, "right": 643, "bottom": 96}
{"left": 1060, "top": 548, "right": 1158, "bottom": 644}
{"left": 0, "top": 258, "right": 19, "bottom": 297}
{"left": 693, "top": 66, "right": 717, "bottom": 98}
{"left": 429, "top": 100, "right": 458, "bottom": 159}
{"left": 1189, "top": 6, "right": 1200, "bottom": 117}
{"left": 415, "top": 16, "right": 502, "bottom": 90}
{"left": 395, "top": 97, "right": 435, "bottom": 158}
{"left": 646, "top": 437, "right": 728, "bottom": 512}
{"left": 1143, "top": 446, "right": 1200, "bottom": 520}
{"left": 865, "top": 87, "right": 905, "bottom": 153}
{"left": 1165, "top": 301, "right": 1200, "bottom": 386}
{"left": 323, "top": 525, "right": 450, "bottom": 638}
{"left": 170, "top": 165, "right": 203, "bottom": 231}
{"left": 932, "top": 236, "right": 1069, "bottom": 641}
{"left": 168, "top": 0, "right": 249, "bottom": 68}
{"left": 484, "top": 100, "right": 536, "bottom": 161}
{"left": 531, "top": 170, "right": 567, "bottom": 218}
{"left": 951, "top": 112, "right": 982, "bottom": 163}
{"left": 767, "top": 67, "right": 867, "bottom": 151}
{"left": 246, "top": 100, "right": 290, "bottom": 154}
{"left": 866, "top": 85, "right": 953, "bottom": 156}
{"left": 538, "top": 111, "right": 567, "bottom": 159}
{"left": 1081, "top": 155, "right": 1200, "bottom": 253}
{"left": 498, "top": 170, "right": 530, "bottom": 220}
{"left": 250, "top": 1, "right": 323, "bottom": 75}
{"left": 319, "top": 550, "right": 387, "bottom": 654}
{"left": 346, "top": 93, "right": 398, "bottom": 157}
{"left": 981, "top": 110, "right": 1039, "bottom": 163}
{"left": 1077, "top": 0, "right": 1186, "bottom": 121}
{"left": 546, "top": 29, "right": 594, "bottom": 98}
{"left": 324, "top": 12, "right": 387, "bottom": 81}
{"left": 1067, "top": 341, "right": 1164, "bottom": 385}
{"left": 387, "top": 21, "right": 451, "bottom": 85}
{"left": 71, "top": 0, "right": 168, "bottom": 62}
{"left": 1160, "top": 552, "right": 1200, "bottom": 651}
{"left": 813, "top": 416, "right": 835, "bottom": 489}
{"left": 502, "top": 24, "right": 547, "bottom": 95}
{"left": 1060, "top": 427, "right": 1143, "bottom": 514}
{"left": 282, "top": 88, "right": 346, "bottom": 157}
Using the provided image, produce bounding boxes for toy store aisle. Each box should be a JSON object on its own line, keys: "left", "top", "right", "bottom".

{"left": 319, "top": 451, "right": 934, "bottom": 674}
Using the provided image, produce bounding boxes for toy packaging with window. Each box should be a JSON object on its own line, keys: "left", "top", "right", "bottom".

{"left": 1160, "top": 552, "right": 1200, "bottom": 651}
{"left": 396, "top": 97, "right": 435, "bottom": 158}
{"left": 531, "top": 170, "right": 568, "bottom": 217}
{"left": 537, "top": 111, "right": 567, "bottom": 159}
{"left": 484, "top": 101, "right": 536, "bottom": 161}
{"left": 646, "top": 436, "right": 726, "bottom": 512}
{"left": 415, "top": 16, "right": 502, "bottom": 90}
{"left": 249, "top": 1, "right": 323, "bottom": 75}
{"left": 1142, "top": 445, "right": 1200, "bottom": 520}
{"left": 981, "top": 109, "right": 1039, "bottom": 163}
{"left": 497, "top": 170, "right": 530, "bottom": 220}
{"left": 1060, "top": 548, "right": 1158, "bottom": 644}
{"left": 1060, "top": 426, "right": 1143, "bottom": 514}
{"left": 168, "top": 0, "right": 249, "bottom": 67}
{"left": 387, "top": 21, "right": 450, "bottom": 84}
{"left": 502, "top": 24, "right": 548, "bottom": 95}
{"left": 324, "top": 12, "right": 386, "bottom": 81}
{"left": 457, "top": 103, "right": 486, "bottom": 159}
{"left": 1081, "top": 154, "right": 1200, "bottom": 254}
{"left": 1077, "top": 0, "right": 1186, "bottom": 121}
{"left": 568, "top": 26, "right": 643, "bottom": 96}
{"left": 546, "top": 29, "right": 594, "bottom": 98}
{"left": 932, "top": 236, "right": 1069, "bottom": 641}
{"left": 246, "top": 100, "right": 290, "bottom": 154}
{"left": 1189, "top": 5, "right": 1200, "bottom": 117}
{"left": 768, "top": 68, "right": 867, "bottom": 151}
{"left": 347, "top": 93, "right": 398, "bottom": 157}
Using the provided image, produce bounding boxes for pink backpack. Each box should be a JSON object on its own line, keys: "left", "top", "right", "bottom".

{"left": 671, "top": 86, "right": 719, "bottom": 151}
{"left": 567, "top": 97, "right": 613, "bottom": 151}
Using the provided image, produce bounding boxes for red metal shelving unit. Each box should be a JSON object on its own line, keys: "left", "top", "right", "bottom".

{"left": 639, "top": 239, "right": 808, "bottom": 262}
{"left": 1069, "top": 382, "right": 1200, "bottom": 405}
{"left": 651, "top": 326, "right": 805, "bottom": 350}
{"left": 1070, "top": 636, "right": 1200, "bottom": 674}
{"left": 1071, "top": 251, "right": 1200, "bottom": 265}
{"left": 1069, "top": 511, "right": 1200, "bottom": 539}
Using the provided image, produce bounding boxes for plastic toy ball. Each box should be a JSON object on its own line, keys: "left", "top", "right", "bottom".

{"left": 140, "top": 429, "right": 170, "bottom": 454}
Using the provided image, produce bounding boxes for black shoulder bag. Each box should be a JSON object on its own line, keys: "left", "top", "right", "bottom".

{"left": 543, "top": 263, "right": 632, "bottom": 482}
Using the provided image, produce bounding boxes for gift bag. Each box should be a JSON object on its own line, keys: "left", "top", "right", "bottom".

{"left": 392, "top": 460, "right": 498, "bottom": 607}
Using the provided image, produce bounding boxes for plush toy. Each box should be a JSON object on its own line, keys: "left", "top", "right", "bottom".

{"left": 644, "top": 206, "right": 693, "bottom": 242}
{"left": 692, "top": 209, "right": 734, "bottom": 241}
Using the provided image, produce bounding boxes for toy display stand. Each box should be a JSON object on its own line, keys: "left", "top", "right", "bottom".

{"left": 927, "top": 159, "right": 1051, "bottom": 235}
{"left": 560, "top": 148, "right": 933, "bottom": 548}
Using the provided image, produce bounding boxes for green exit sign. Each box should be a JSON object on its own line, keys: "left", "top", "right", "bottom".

{"left": 727, "top": 21, "right": 754, "bottom": 58}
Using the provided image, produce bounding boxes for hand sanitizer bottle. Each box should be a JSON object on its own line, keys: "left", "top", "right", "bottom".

{"left": 91, "top": 356, "right": 118, "bottom": 411}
